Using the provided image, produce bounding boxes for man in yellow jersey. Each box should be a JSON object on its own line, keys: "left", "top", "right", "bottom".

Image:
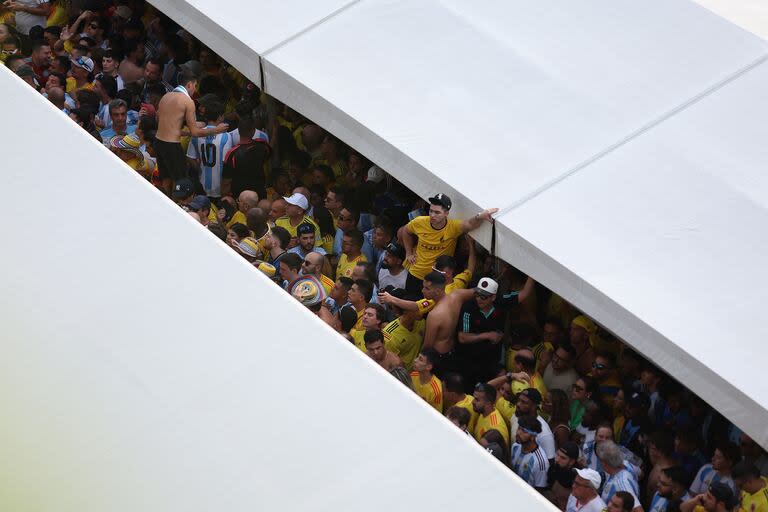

{"left": 472, "top": 382, "right": 509, "bottom": 445}
{"left": 364, "top": 330, "right": 402, "bottom": 371}
{"left": 301, "top": 252, "right": 335, "bottom": 295}
{"left": 274, "top": 192, "right": 321, "bottom": 247}
{"left": 351, "top": 304, "right": 386, "bottom": 351}
{"left": 506, "top": 348, "right": 547, "bottom": 398}
{"left": 401, "top": 192, "right": 496, "bottom": 294}
{"left": 443, "top": 373, "right": 478, "bottom": 432}
{"left": 410, "top": 349, "right": 443, "bottom": 412}
{"left": 226, "top": 190, "right": 259, "bottom": 229}
{"left": 434, "top": 237, "right": 476, "bottom": 294}
{"left": 382, "top": 289, "right": 424, "bottom": 369}
{"left": 344, "top": 279, "right": 374, "bottom": 335}
{"left": 733, "top": 462, "right": 768, "bottom": 512}
{"left": 681, "top": 482, "right": 737, "bottom": 512}
{"left": 337, "top": 229, "right": 367, "bottom": 279}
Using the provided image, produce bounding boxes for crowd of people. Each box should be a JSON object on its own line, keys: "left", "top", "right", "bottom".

{"left": 4, "top": 1, "right": 768, "bottom": 511}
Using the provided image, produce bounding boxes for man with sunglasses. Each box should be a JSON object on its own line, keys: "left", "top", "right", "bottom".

{"left": 401, "top": 192, "right": 497, "bottom": 294}
{"left": 301, "top": 252, "right": 334, "bottom": 295}
{"left": 566, "top": 468, "right": 606, "bottom": 512}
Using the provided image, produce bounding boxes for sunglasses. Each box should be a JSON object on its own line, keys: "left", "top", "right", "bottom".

{"left": 592, "top": 363, "right": 607, "bottom": 370}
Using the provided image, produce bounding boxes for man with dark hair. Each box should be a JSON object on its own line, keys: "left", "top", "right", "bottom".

{"left": 646, "top": 431, "right": 679, "bottom": 504}
{"left": 186, "top": 98, "right": 232, "bottom": 200}
{"left": 472, "top": 382, "right": 508, "bottom": 445}
{"left": 689, "top": 442, "right": 741, "bottom": 497}
{"left": 25, "top": 40, "right": 51, "bottom": 86}
{"left": 69, "top": 55, "right": 95, "bottom": 92}
{"left": 140, "top": 57, "right": 171, "bottom": 101}
{"left": 337, "top": 228, "right": 366, "bottom": 279}
{"left": 342, "top": 279, "right": 373, "bottom": 335}
{"left": 278, "top": 252, "right": 303, "bottom": 290}
{"left": 382, "top": 288, "right": 424, "bottom": 370}
{"left": 732, "top": 461, "right": 768, "bottom": 512}
{"left": 100, "top": 50, "right": 125, "bottom": 91}
{"left": 363, "top": 329, "right": 401, "bottom": 371}
{"left": 156, "top": 60, "right": 228, "bottom": 194}
{"left": 351, "top": 303, "right": 387, "bottom": 351}
{"left": 543, "top": 343, "right": 580, "bottom": 392}
{"left": 363, "top": 217, "right": 394, "bottom": 273}
{"left": 378, "top": 242, "right": 407, "bottom": 290}
{"left": 288, "top": 223, "right": 326, "bottom": 259}
{"left": 222, "top": 114, "right": 269, "bottom": 198}
{"left": 324, "top": 186, "right": 346, "bottom": 226}
{"left": 93, "top": 74, "right": 117, "bottom": 126}
{"left": 446, "top": 406, "right": 472, "bottom": 433}
{"left": 411, "top": 348, "right": 443, "bottom": 412}
{"left": 442, "top": 373, "right": 478, "bottom": 432}
{"left": 510, "top": 415, "right": 549, "bottom": 490}
{"left": 649, "top": 466, "right": 692, "bottom": 512}
{"left": 99, "top": 98, "right": 136, "bottom": 142}
{"left": 681, "top": 482, "right": 737, "bottom": 512}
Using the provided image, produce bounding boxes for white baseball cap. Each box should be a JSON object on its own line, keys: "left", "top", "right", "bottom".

{"left": 366, "top": 165, "right": 385, "bottom": 183}
{"left": 475, "top": 277, "right": 498, "bottom": 297}
{"left": 284, "top": 193, "right": 309, "bottom": 211}
{"left": 574, "top": 468, "right": 602, "bottom": 490}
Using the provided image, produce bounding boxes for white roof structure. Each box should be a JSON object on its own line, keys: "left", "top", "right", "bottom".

{"left": 0, "top": 67, "right": 552, "bottom": 510}
{"left": 149, "top": 0, "right": 768, "bottom": 446}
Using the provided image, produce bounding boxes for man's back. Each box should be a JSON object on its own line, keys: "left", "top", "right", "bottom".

{"left": 156, "top": 90, "right": 189, "bottom": 142}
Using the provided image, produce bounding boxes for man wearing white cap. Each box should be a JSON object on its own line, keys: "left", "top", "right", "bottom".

{"left": 566, "top": 468, "right": 606, "bottom": 512}
{"left": 274, "top": 192, "right": 321, "bottom": 248}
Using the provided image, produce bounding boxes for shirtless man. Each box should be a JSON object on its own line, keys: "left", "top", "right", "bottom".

{"left": 155, "top": 60, "right": 228, "bottom": 195}
{"left": 364, "top": 329, "right": 402, "bottom": 371}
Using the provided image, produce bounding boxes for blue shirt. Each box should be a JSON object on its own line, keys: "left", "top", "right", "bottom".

{"left": 100, "top": 123, "right": 137, "bottom": 143}
{"left": 510, "top": 443, "right": 549, "bottom": 488}
{"left": 602, "top": 468, "right": 640, "bottom": 508}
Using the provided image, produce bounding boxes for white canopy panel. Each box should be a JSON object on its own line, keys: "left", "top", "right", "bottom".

{"left": 693, "top": 0, "right": 768, "bottom": 40}
{"left": 0, "top": 68, "right": 552, "bottom": 511}
{"left": 150, "top": 0, "right": 768, "bottom": 446}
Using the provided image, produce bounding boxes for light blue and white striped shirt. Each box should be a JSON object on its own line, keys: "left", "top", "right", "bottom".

{"left": 187, "top": 127, "right": 232, "bottom": 198}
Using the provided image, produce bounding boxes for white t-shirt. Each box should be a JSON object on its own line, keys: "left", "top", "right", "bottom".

{"left": 566, "top": 494, "right": 606, "bottom": 512}
{"left": 537, "top": 415, "right": 557, "bottom": 459}
{"left": 378, "top": 267, "right": 407, "bottom": 290}
{"left": 15, "top": 0, "right": 47, "bottom": 34}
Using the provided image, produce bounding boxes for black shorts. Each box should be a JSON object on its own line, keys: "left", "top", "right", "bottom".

{"left": 405, "top": 271, "right": 423, "bottom": 295}
{"left": 155, "top": 139, "right": 187, "bottom": 180}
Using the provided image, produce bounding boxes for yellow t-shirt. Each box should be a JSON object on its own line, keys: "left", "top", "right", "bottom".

{"left": 474, "top": 409, "right": 509, "bottom": 445}
{"left": 452, "top": 394, "right": 479, "bottom": 432}
{"left": 351, "top": 329, "right": 367, "bottom": 352}
{"left": 405, "top": 216, "right": 464, "bottom": 280}
{"left": 320, "top": 274, "right": 335, "bottom": 295}
{"left": 383, "top": 318, "right": 424, "bottom": 369}
{"left": 337, "top": 253, "right": 367, "bottom": 279}
{"left": 510, "top": 372, "right": 547, "bottom": 398}
{"left": 320, "top": 234, "right": 335, "bottom": 255}
{"left": 532, "top": 341, "right": 554, "bottom": 373}
{"left": 226, "top": 210, "right": 247, "bottom": 229}
{"left": 495, "top": 397, "right": 516, "bottom": 426}
{"left": 274, "top": 215, "right": 321, "bottom": 245}
{"left": 411, "top": 372, "right": 443, "bottom": 412}
{"left": 740, "top": 478, "right": 768, "bottom": 512}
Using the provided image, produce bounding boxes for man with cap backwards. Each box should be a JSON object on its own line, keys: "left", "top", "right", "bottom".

{"left": 510, "top": 415, "right": 550, "bottom": 490}
{"left": 401, "top": 192, "right": 497, "bottom": 294}
{"left": 156, "top": 60, "right": 229, "bottom": 196}
{"left": 274, "top": 193, "right": 321, "bottom": 248}
{"left": 566, "top": 468, "right": 606, "bottom": 512}
{"left": 377, "top": 242, "right": 407, "bottom": 290}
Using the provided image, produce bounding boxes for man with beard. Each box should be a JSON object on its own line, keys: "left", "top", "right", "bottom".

{"left": 378, "top": 242, "right": 407, "bottom": 290}
{"left": 510, "top": 415, "right": 549, "bottom": 490}
{"left": 547, "top": 442, "right": 581, "bottom": 509}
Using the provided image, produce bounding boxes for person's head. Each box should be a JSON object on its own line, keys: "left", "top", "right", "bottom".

{"left": 674, "top": 428, "right": 700, "bottom": 456}
{"left": 412, "top": 348, "right": 438, "bottom": 375}
{"left": 581, "top": 400, "right": 603, "bottom": 429}
{"left": 596, "top": 440, "right": 624, "bottom": 472}
{"left": 338, "top": 305, "right": 358, "bottom": 333}
{"left": 45, "top": 71, "right": 66, "bottom": 92}
{"left": 234, "top": 190, "right": 258, "bottom": 214}
{"left": 95, "top": 74, "right": 117, "bottom": 101}
{"left": 571, "top": 377, "right": 597, "bottom": 403}
{"left": 442, "top": 373, "right": 466, "bottom": 405}
{"left": 331, "top": 276, "right": 353, "bottom": 303}
{"left": 371, "top": 218, "right": 394, "bottom": 250}
{"left": 657, "top": 466, "right": 690, "bottom": 500}
{"left": 732, "top": 461, "right": 762, "bottom": 492}
{"left": 711, "top": 442, "right": 741, "bottom": 473}
{"left": 301, "top": 124, "right": 325, "bottom": 151}
{"left": 474, "top": 277, "right": 498, "bottom": 310}
{"left": 592, "top": 352, "right": 616, "bottom": 381}
{"left": 595, "top": 423, "right": 614, "bottom": 444}
{"left": 226, "top": 223, "right": 249, "bottom": 247}
{"left": 284, "top": 192, "right": 309, "bottom": 218}
{"left": 422, "top": 271, "right": 447, "bottom": 300}
{"left": 268, "top": 226, "right": 291, "bottom": 251}
{"left": 515, "top": 388, "right": 542, "bottom": 417}
{"left": 515, "top": 414, "right": 542, "bottom": 445}
{"left": 361, "top": 304, "right": 386, "bottom": 330}
{"left": 108, "top": 99, "right": 128, "bottom": 131}
{"left": 337, "top": 206, "right": 359, "bottom": 233}
{"left": 433, "top": 255, "right": 457, "bottom": 280}
{"left": 382, "top": 242, "right": 405, "bottom": 271}
{"left": 701, "top": 482, "right": 738, "bottom": 512}
{"left": 324, "top": 186, "right": 345, "bottom": 213}
{"left": 542, "top": 317, "right": 564, "bottom": 344}
{"left": 640, "top": 363, "right": 663, "bottom": 390}
{"left": 201, "top": 98, "right": 224, "bottom": 124}
{"left": 311, "top": 205, "right": 335, "bottom": 238}
{"left": 144, "top": 58, "right": 163, "bottom": 83}
{"left": 30, "top": 40, "right": 52, "bottom": 68}
{"left": 0, "top": 23, "right": 11, "bottom": 43}
{"left": 555, "top": 441, "right": 580, "bottom": 469}
{"left": 278, "top": 252, "right": 303, "bottom": 282}
{"left": 606, "top": 491, "right": 634, "bottom": 512}
{"left": 543, "top": 388, "right": 570, "bottom": 423}
{"left": 102, "top": 50, "right": 119, "bottom": 74}
{"left": 648, "top": 430, "right": 675, "bottom": 464}
{"left": 291, "top": 223, "right": 315, "bottom": 252}
{"left": 571, "top": 468, "right": 602, "bottom": 503}
{"left": 348, "top": 279, "right": 373, "bottom": 306}
{"left": 570, "top": 315, "right": 595, "bottom": 348}
{"left": 342, "top": 229, "right": 363, "bottom": 256}
{"left": 69, "top": 107, "right": 95, "bottom": 128}
{"left": 70, "top": 56, "right": 95, "bottom": 82}
{"left": 472, "top": 382, "right": 497, "bottom": 415}
{"left": 46, "top": 86, "right": 65, "bottom": 108}
{"left": 514, "top": 348, "right": 536, "bottom": 374}
{"left": 85, "top": 17, "right": 105, "bottom": 40}
{"left": 551, "top": 343, "right": 576, "bottom": 372}
{"left": 1, "top": 41, "right": 21, "bottom": 64}
{"left": 363, "top": 329, "right": 386, "bottom": 363}
{"left": 446, "top": 406, "right": 471, "bottom": 430}
{"left": 624, "top": 391, "right": 650, "bottom": 420}
{"left": 301, "top": 251, "right": 325, "bottom": 277}
{"left": 427, "top": 193, "right": 451, "bottom": 226}
{"left": 311, "top": 164, "right": 334, "bottom": 188}
{"left": 269, "top": 198, "right": 287, "bottom": 222}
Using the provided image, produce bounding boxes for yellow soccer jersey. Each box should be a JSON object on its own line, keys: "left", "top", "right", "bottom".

{"left": 404, "top": 216, "right": 464, "bottom": 280}
{"left": 337, "top": 253, "right": 367, "bottom": 279}
{"left": 411, "top": 372, "right": 443, "bottom": 412}
{"left": 226, "top": 210, "right": 247, "bottom": 229}
{"left": 319, "top": 274, "right": 335, "bottom": 295}
{"left": 452, "top": 394, "right": 479, "bottom": 432}
{"left": 351, "top": 329, "right": 366, "bottom": 352}
{"left": 740, "top": 478, "right": 768, "bottom": 512}
{"left": 495, "top": 396, "right": 516, "bottom": 426}
{"left": 383, "top": 318, "right": 424, "bottom": 369}
{"left": 274, "top": 215, "right": 322, "bottom": 245}
{"left": 510, "top": 372, "right": 547, "bottom": 398}
{"left": 446, "top": 269, "right": 472, "bottom": 294}
{"left": 474, "top": 409, "right": 509, "bottom": 445}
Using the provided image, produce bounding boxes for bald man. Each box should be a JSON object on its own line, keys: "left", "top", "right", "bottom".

{"left": 269, "top": 198, "right": 287, "bottom": 224}
{"left": 246, "top": 207, "right": 269, "bottom": 239}
{"left": 227, "top": 190, "right": 259, "bottom": 229}
{"left": 301, "top": 251, "right": 335, "bottom": 295}
{"left": 257, "top": 198, "right": 272, "bottom": 213}
{"left": 46, "top": 86, "right": 67, "bottom": 112}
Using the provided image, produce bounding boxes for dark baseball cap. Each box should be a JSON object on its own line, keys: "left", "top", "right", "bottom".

{"left": 188, "top": 195, "right": 211, "bottom": 211}
{"left": 179, "top": 59, "right": 203, "bottom": 80}
{"left": 385, "top": 242, "right": 405, "bottom": 260}
{"left": 172, "top": 178, "right": 194, "bottom": 199}
{"left": 559, "top": 441, "right": 580, "bottom": 460}
{"left": 428, "top": 193, "right": 452, "bottom": 210}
